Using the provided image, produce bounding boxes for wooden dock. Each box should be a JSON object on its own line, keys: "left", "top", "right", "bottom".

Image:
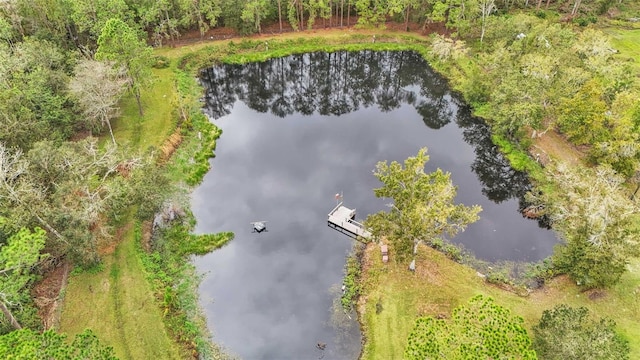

{"left": 328, "top": 202, "right": 371, "bottom": 241}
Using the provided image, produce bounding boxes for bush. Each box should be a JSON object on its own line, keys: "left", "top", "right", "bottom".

{"left": 443, "top": 243, "right": 462, "bottom": 262}
{"left": 533, "top": 305, "right": 630, "bottom": 359}
{"left": 151, "top": 55, "right": 171, "bottom": 69}
{"left": 573, "top": 16, "right": 597, "bottom": 26}
{"left": 341, "top": 246, "right": 363, "bottom": 311}
{"left": 486, "top": 269, "right": 512, "bottom": 286}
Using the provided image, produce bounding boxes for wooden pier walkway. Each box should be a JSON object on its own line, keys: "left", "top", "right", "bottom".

{"left": 327, "top": 202, "right": 371, "bottom": 241}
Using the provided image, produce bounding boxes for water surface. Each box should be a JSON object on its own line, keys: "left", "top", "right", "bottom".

{"left": 192, "top": 51, "right": 559, "bottom": 360}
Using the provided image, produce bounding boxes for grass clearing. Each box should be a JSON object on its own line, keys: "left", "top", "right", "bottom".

{"left": 606, "top": 28, "right": 640, "bottom": 74}
{"left": 110, "top": 68, "right": 177, "bottom": 150}
{"left": 359, "top": 243, "right": 640, "bottom": 359}
{"left": 59, "top": 223, "right": 182, "bottom": 360}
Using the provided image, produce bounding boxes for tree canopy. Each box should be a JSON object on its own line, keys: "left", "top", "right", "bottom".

{"left": 532, "top": 163, "right": 640, "bottom": 288}
{"left": 0, "top": 328, "right": 118, "bottom": 359}
{"left": 405, "top": 295, "right": 537, "bottom": 359}
{"left": 0, "top": 224, "right": 47, "bottom": 331}
{"left": 96, "top": 18, "right": 152, "bottom": 116}
{"left": 532, "top": 304, "right": 629, "bottom": 360}
{"left": 366, "top": 147, "right": 481, "bottom": 260}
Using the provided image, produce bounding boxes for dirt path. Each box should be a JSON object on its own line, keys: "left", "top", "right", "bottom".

{"left": 531, "top": 130, "right": 585, "bottom": 167}
{"left": 161, "top": 19, "right": 444, "bottom": 48}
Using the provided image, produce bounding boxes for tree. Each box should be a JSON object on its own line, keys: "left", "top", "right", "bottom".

{"left": 177, "top": 0, "right": 221, "bottom": 38}
{"left": 532, "top": 163, "right": 640, "bottom": 288}
{"left": 69, "top": 0, "right": 130, "bottom": 48}
{"left": 0, "top": 328, "right": 117, "bottom": 359}
{"left": 287, "top": 0, "right": 305, "bottom": 30}
{"left": 405, "top": 295, "right": 537, "bottom": 359}
{"left": 26, "top": 139, "right": 139, "bottom": 266}
{"left": 96, "top": 18, "right": 152, "bottom": 116}
{"left": 479, "top": 0, "right": 496, "bottom": 43}
{"left": 387, "top": 0, "right": 419, "bottom": 31}
{"left": 241, "top": 0, "right": 270, "bottom": 33}
{"left": 354, "top": 0, "right": 387, "bottom": 28}
{"left": 136, "top": 0, "right": 180, "bottom": 44}
{"left": 557, "top": 80, "right": 610, "bottom": 145}
{"left": 0, "top": 38, "right": 74, "bottom": 150}
{"left": 307, "top": 0, "right": 331, "bottom": 29}
{"left": 365, "top": 148, "right": 481, "bottom": 260}
{"left": 0, "top": 224, "right": 47, "bottom": 330}
{"left": 15, "top": 0, "right": 73, "bottom": 46}
{"left": 532, "top": 304, "right": 629, "bottom": 360}
{"left": 0, "top": 143, "right": 65, "bottom": 244}
{"left": 69, "top": 59, "right": 128, "bottom": 145}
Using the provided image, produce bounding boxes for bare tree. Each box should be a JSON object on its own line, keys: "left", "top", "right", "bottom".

{"left": 69, "top": 59, "right": 128, "bottom": 146}
{"left": 480, "top": 0, "right": 497, "bottom": 43}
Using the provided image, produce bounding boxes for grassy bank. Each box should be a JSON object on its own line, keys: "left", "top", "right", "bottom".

{"left": 359, "top": 243, "right": 640, "bottom": 359}
{"left": 60, "top": 42, "right": 235, "bottom": 359}
{"left": 59, "top": 67, "right": 185, "bottom": 359}
{"left": 59, "top": 223, "right": 182, "bottom": 360}
{"left": 606, "top": 28, "right": 640, "bottom": 73}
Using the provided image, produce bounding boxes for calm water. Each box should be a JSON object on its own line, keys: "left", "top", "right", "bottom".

{"left": 192, "top": 51, "right": 559, "bottom": 360}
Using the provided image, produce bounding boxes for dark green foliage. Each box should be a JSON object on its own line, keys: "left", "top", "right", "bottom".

{"left": 405, "top": 295, "right": 537, "bottom": 359}
{"left": 0, "top": 329, "right": 117, "bottom": 359}
{"left": 523, "top": 258, "right": 556, "bottom": 284}
{"left": 533, "top": 305, "right": 630, "bottom": 360}
{"left": 135, "top": 222, "right": 232, "bottom": 359}
{"left": 573, "top": 16, "right": 598, "bottom": 27}
{"left": 486, "top": 269, "right": 511, "bottom": 286}
{"left": 442, "top": 243, "right": 462, "bottom": 262}
{"left": 341, "top": 246, "right": 363, "bottom": 311}
{"left": 128, "top": 164, "right": 172, "bottom": 221}
{"left": 552, "top": 235, "right": 627, "bottom": 289}
{"left": 0, "top": 224, "right": 47, "bottom": 333}
{"left": 186, "top": 113, "right": 222, "bottom": 186}
{"left": 179, "top": 232, "right": 234, "bottom": 255}
{"left": 0, "top": 39, "right": 76, "bottom": 150}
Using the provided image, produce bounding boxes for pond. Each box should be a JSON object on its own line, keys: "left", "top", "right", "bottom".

{"left": 191, "top": 50, "right": 559, "bottom": 360}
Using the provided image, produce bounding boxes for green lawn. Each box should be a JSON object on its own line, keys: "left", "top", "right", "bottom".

{"left": 110, "top": 68, "right": 177, "bottom": 150}
{"left": 360, "top": 243, "right": 640, "bottom": 359}
{"left": 606, "top": 28, "right": 640, "bottom": 74}
{"left": 59, "top": 224, "right": 182, "bottom": 360}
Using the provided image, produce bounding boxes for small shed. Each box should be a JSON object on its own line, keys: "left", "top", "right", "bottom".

{"left": 381, "top": 244, "right": 389, "bottom": 263}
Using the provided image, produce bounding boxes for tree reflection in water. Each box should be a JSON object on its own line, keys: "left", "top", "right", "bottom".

{"left": 200, "top": 50, "right": 546, "bottom": 227}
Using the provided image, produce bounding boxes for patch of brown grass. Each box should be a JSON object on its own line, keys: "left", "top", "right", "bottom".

{"left": 140, "top": 221, "right": 153, "bottom": 252}
{"left": 32, "top": 262, "right": 70, "bottom": 330}
{"left": 159, "top": 128, "right": 183, "bottom": 163}
{"left": 531, "top": 130, "right": 585, "bottom": 166}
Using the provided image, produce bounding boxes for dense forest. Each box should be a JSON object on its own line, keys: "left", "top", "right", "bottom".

{"left": 0, "top": 0, "right": 638, "bottom": 357}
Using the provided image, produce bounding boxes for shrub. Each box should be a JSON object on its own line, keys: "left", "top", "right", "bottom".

{"left": 151, "top": 55, "right": 171, "bottom": 69}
